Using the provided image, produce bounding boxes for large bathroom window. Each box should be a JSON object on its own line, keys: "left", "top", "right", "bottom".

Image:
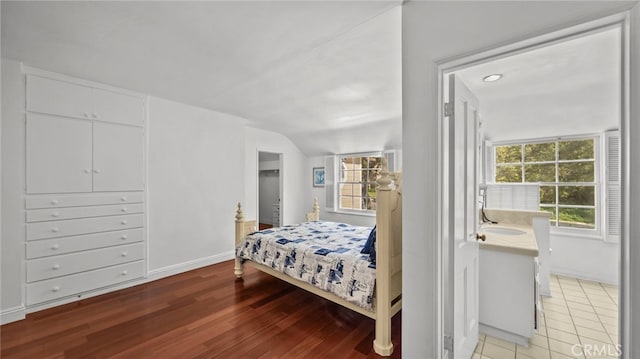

{"left": 494, "top": 137, "right": 597, "bottom": 230}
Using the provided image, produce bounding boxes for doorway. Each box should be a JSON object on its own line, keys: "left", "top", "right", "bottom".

{"left": 439, "top": 13, "right": 628, "bottom": 359}
{"left": 258, "top": 151, "right": 282, "bottom": 230}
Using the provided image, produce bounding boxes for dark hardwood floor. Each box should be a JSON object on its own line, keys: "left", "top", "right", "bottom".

{"left": 258, "top": 223, "right": 273, "bottom": 230}
{"left": 1, "top": 260, "right": 401, "bottom": 358}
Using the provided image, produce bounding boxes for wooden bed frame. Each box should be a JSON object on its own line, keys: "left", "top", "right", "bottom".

{"left": 234, "top": 164, "right": 402, "bottom": 356}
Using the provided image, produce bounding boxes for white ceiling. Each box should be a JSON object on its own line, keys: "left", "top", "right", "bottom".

{"left": 456, "top": 27, "right": 621, "bottom": 142}
{"left": 1, "top": 1, "right": 401, "bottom": 156}
{"left": 2, "top": 2, "right": 620, "bottom": 155}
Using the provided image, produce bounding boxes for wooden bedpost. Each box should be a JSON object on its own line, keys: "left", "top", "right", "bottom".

{"left": 373, "top": 158, "right": 394, "bottom": 356}
{"left": 234, "top": 203, "right": 245, "bottom": 278}
{"left": 306, "top": 197, "right": 320, "bottom": 221}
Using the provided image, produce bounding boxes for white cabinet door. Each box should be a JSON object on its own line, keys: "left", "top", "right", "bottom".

{"left": 93, "top": 122, "right": 144, "bottom": 191}
{"left": 92, "top": 88, "right": 144, "bottom": 126}
{"left": 26, "top": 75, "right": 93, "bottom": 120}
{"left": 26, "top": 114, "right": 93, "bottom": 194}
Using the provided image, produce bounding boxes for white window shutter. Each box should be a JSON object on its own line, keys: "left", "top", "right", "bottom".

{"left": 604, "top": 131, "right": 620, "bottom": 242}
{"left": 324, "top": 156, "right": 336, "bottom": 211}
{"left": 382, "top": 149, "right": 401, "bottom": 172}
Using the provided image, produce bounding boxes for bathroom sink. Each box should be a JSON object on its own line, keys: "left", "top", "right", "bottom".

{"left": 481, "top": 227, "right": 526, "bottom": 236}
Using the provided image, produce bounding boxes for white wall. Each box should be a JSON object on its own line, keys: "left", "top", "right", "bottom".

{"left": 308, "top": 155, "right": 376, "bottom": 227}
{"left": 245, "top": 127, "right": 308, "bottom": 225}
{"left": 550, "top": 235, "right": 619, "bottom": 284}
{"left": 1, "top": 59, "right": 25, "bottom": 322}
{"left": 146, "top": 97, "right": 245, "bottom": 276}
{"left": 402, "top": 2, "right": 638, "bottom": 357}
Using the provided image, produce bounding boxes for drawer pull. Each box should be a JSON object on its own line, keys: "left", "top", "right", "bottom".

{"left": 51, "top": 212, "right": 60, "bottom": 218}
{"left": 52, "top": 286, "right": 60, "bottom": 292}
{"left": 121, "top": 196, "right": 127, "bottom": 202}
{"left": 121, "top": 270, "right": 128, "bottom": 276}
{"left": 51, "top": 227, "right": 60, "bottom": 233}
{"left": 52, "top": 264, "right": 60, "bottom": 270}
{"left": 121, "top": 207, "right": 128, "bottom": 212}
{"left": 50, "top": 199, "right": 59, "bottom": 205}
{"left": 93, "top": 168, "right": 101, "bottom": 174}
{"left": 91, "top": 113, "right": 98, "bottom": 119}
{"left": 121, "top": 252, "right": 128, "bottom": 257}
{"left": 121, "top": 234, "right": 128, "bottom": 240}
{"left": 121, "top": 220, "right": 128, "bottom": 225}
{"left": 51, "top": 244, "right": 60, "bottom": 250}
{"left": 84, "top": 168, "right": 91, "bottom": 174}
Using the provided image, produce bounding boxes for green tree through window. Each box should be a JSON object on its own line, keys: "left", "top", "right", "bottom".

{"left": 494, "top": 138, "right": 596, "bottom": 229}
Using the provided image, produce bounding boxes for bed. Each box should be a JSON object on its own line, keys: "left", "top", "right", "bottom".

{"left": 234, "top": 163, "right": 402, "bottom": 356}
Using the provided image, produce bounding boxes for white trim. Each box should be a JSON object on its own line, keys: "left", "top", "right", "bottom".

{"left": 146, "top": 251, "right": 235, "bottom": 281}
{"left": 437, "top": 11, "right": 631, "bottom": 359}
{"left": 1, "top": 306, "right": 26, "bottom": 325}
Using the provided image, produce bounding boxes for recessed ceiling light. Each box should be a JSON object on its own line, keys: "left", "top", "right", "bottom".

{"left": 483, "top": 74, "right": 503, "bottom": 82}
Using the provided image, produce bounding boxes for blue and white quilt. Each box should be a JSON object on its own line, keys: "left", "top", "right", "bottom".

{"left": 236, "top": 221, "right": 376, "bottom": 310}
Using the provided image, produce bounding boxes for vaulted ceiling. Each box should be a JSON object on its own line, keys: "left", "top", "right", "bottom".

{"left": 2, "top": 2, "right": 621, "bottom": 155}
{"left": 2, "top": 1, "right": 402, "bottom": 156}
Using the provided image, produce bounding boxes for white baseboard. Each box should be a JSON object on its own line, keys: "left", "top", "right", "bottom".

{"left": 551, "top": 268, "right": 619, "bottom": 286}
{"left": 147, "top": 251, "right": 234, "bottom": 281}
{"left": 1, "top": 306, "right": 26, "bottom": 325}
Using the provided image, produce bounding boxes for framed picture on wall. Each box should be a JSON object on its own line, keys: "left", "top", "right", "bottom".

{"left": 313, "top": 167, "right": 325, "bottom": 187}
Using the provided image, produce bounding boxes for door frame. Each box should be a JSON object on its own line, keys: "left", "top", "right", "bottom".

{"left": 436, "top": 11, "right": 631, "bottom": 359}
{"left": 256, "top": 150, "right": 283, "bottom": 227}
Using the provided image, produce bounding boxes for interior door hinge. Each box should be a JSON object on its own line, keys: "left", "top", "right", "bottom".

{"left": 444, "top": 102, "right": 454, "bottom": 117}
{"left": 444, "top": 335, "right": 453, "bottom": 352}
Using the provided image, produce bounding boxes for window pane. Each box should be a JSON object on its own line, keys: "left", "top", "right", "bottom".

{"left": 540, "top": 186, "right": 556, "bottom": 205}
{"left": 368, "top": 183, "right": 377, "bottom": 198}
{"left": 370, "top": 197, "right": 377, "bottom": 210}
{"left": 525, "top": 163, "right": 555, "bottom": 182}
{"left": 540, "top": 206, "right": 557, "bottom": 225}
{"left": 369, "top": 157, "right": 381, "bottom": 169}
{"left": 558, "top": 186, "right": 595, "bottom": 206}
{"left": 340, "top": 196, "right": 353, "bottom": 209}
{"left": 340, "top": 183, "right": 353, "bottom": 197}
{"left": 558, "top": 207, "right": 595, "bottom": 229}
{"left": 496, "top": 165, "right": 522, "bottom": 182}
{"left": 559, "top": 139, "right": 594, "bottom": 160}
{"left": 525, "top": 142, "right": 555, "bottom": 162}
{"left": 558, "top": 162, "right": 594, "bottom": 182}
{"left": 496, "top": 145, "right": 522, "bottom": 163}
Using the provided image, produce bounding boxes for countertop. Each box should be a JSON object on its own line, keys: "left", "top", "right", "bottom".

{"left": 478, "top": 223, "right": 539, "bottom": 257}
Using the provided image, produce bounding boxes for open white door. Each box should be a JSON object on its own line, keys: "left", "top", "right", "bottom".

{"left": 446, "top": 74, "right": 480, "bottom": 359}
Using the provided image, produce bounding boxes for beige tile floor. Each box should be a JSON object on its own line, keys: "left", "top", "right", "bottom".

{"left": 473, "top": 274, "right": 619, "bottom": 359}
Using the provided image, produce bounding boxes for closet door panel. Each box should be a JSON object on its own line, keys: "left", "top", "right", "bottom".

{"left": 26, "top": 75, "right": 93, "bottom": 119}
{"left": 93, "top": 122, "right": 144, "bottom": 191}
{"left": 92, "top": 89, "right": 144, "bottom": 126}
{"left": 26, "top": 115, "right": 93, "bottom": 194}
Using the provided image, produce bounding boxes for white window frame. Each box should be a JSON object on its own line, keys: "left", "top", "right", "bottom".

{"left": 492, "top": 134, "right": 602, "bottom": 237}
{"left": 335, "top": 151, "right": 382, "bottom": 216}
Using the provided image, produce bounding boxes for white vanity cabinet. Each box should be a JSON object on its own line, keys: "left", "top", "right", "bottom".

{"left": 23, "top": 70, "right": 146, "bottom": 309}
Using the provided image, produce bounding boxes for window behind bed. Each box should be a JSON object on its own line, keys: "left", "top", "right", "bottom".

{"left": 325, "top": 150, "right": 399, "bottom": 215}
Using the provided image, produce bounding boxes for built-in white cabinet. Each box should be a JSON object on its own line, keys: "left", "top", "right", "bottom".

{"left": 26, "top": 115, "right": 93, "bottom": 194}
{"left": 23, "top": 70, "right": 146, "bottom": 309}
{"left": 26, "top": 115, "right": 144, "bottom": 194}
{"left": 26, "top": 75, "right": 144, "bottom": 127}
{"left": 93, "top": 122, "right": 144, "bottom": 191}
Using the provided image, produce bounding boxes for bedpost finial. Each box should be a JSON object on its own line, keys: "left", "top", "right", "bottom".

{"left": 377, "top": 158, "right": 392, "bottom": 190}
{"left": 236, "top": 203, "right": 244, "bottom": 221}
{"left": 313, "top": 197, "right": 319, "bottom": 211}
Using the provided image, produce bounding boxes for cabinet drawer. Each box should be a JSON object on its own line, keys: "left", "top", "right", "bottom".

{"left": 27, "top": 228, "right": 143, "bottom": 259}
{"left": 26, "top": 75, "right": 93, "bottom": 119}
{"left": 27, "top": 214, "right": 143, "bottom": 241}
{"left": 27, "top": 243, "right": 144, "bottom": 282}
{"left": 26, "top": 261, "right": 144, "bottom": 306}
{"left": 27, "top": 203, "right": 144, "bottom": 223}
{"left": 26, "top": 192, "right": 144, "bottom": 209}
